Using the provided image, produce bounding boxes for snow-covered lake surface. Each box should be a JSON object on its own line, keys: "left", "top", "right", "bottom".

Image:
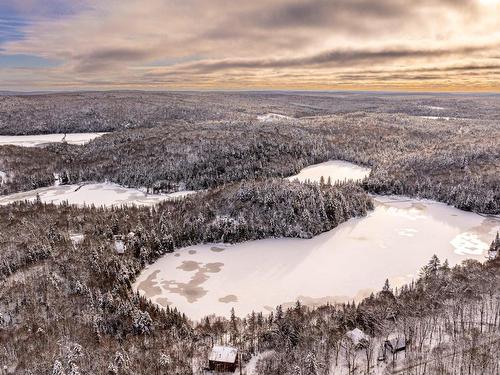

{"left": 287, "top": 160, "right": 370, "bottom": 183}
{"left": 135, "top": 161, "right": 500, "bottom": 320}
{"left": 0, "top": 133, "right": 107, "bottom": 147}
{"left": 0, "top": 182, "right": 195, "bottom": 207}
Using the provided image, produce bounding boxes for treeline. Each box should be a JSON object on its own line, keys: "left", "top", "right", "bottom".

{"left": 0, "top": 179, "right": 371, "bottom": 373}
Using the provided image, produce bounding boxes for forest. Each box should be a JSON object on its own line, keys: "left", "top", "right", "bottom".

{"left": 0, "top": 91, "right": 499, "bottom": 135}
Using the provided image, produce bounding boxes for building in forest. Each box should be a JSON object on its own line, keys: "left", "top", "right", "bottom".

{"left": 207, "top": 345, "right": 238, "bottom": 373}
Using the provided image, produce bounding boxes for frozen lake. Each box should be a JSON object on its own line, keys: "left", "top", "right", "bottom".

{"left": 0, "top": 133, "right": 107, "bottom": 147}
{"left": 134, "top": 161, "right": 500, "bottom": 321}
{"left": 0, "top": 182, "right": 194, "bottom": 207}
{"left": 287, "top": 160, "right": 370, "bottom": 183}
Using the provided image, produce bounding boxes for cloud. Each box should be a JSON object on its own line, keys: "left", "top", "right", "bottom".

{"left": 166, "top": 44, "right": 496, "bottom": 74}
{"left": 0, "top": 0, "right": 498, "bottom": 91}
{"left": 73, "top": 47, "right": 155, "bottom": 73}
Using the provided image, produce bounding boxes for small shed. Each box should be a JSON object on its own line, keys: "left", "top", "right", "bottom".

{"left": 208, "top": 345, "right": 238, "bottom": 373}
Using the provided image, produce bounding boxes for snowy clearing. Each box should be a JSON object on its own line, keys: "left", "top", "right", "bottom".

{"left": 420, "top": 116, "right": 451, "bottom": 121}
{"left": 257, "top": 113, "right": 294, "bottom": 122}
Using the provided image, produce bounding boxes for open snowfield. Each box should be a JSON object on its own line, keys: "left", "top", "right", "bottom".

{"left": 0, "top": 182, "right": 195, "bottom": 207}
{"left": 257, "top": 113, "right": 294, "bottom": 122}
{"left": 0, "top": 132, "right": 107, "bottom": 147}
{"left": 135, "top": 161, "right": 499, "bottom": 320}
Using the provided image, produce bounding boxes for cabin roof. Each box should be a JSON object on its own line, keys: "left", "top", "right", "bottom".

{"left": 208, "top": 346, "right": 238, "bottom": 364}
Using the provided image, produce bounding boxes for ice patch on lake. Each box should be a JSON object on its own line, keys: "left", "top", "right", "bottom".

{"left": 0, "top": 182, "right": 196, "bottom": 207}
{"left": 0, "top": 133, "right": 107, "bottom": 147}
{"left": 398, "top": 228, "right": 418, "bottom": 237}
{"left": 450, "top": 232, "right": 489, "bottom": 255}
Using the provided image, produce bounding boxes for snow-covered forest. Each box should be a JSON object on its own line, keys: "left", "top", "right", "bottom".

{"left": 1, "top": 94, "right": 499, "bottom": 214}
{"left": 0, "top": 92, "right": 498, "bottom": 136}
{"left": 0, "top": 91, "right": 499, "bottom": 374}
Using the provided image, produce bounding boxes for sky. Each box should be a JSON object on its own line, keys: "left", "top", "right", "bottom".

{"left": 0, "top": 0, "right": 499, "bottom": 92}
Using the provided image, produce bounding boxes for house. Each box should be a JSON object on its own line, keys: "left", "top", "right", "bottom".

{"left": 345, "top": 328, "right": 369, "bottom": 348}
{"left": 208, "top": 345, "right": 238, "bottom": 373}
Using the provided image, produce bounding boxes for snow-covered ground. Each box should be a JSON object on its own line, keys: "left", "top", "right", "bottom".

{"left": 134, "top": 161, "right": 499, "bottom": 321}
{"left": 287, "top": 160, "right": 370, "bottom": 183}
{"left": 0, "top": 182, "right": 195, "bottom": 207}
{"left": 257, "top": 113, "right": 294, "bottom": 122}
{"left": 0, "top": 132, "right": 107, "bottom": 147}
{"left": 423, "top": 105, "right": 445, "bottom": 110}
{"left": 420, "top": 116, "right": 451, "bottom": 121}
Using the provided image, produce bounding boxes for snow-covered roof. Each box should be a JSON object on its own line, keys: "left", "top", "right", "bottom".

{"left": 114, "top": 240, "right": 125, "bottom": 254}
{"left": 70, "top": 233, "right": 84, "bottom": 245}
{"left": 208, "top": 346, "right": 238, "bottom": 364}
{"left": 346, "top": 328, "right": 368, "bottom": 346}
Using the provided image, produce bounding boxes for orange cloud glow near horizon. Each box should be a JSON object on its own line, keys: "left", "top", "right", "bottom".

{"left": 0, "top": 0, "right": 499, "bottom": 92}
